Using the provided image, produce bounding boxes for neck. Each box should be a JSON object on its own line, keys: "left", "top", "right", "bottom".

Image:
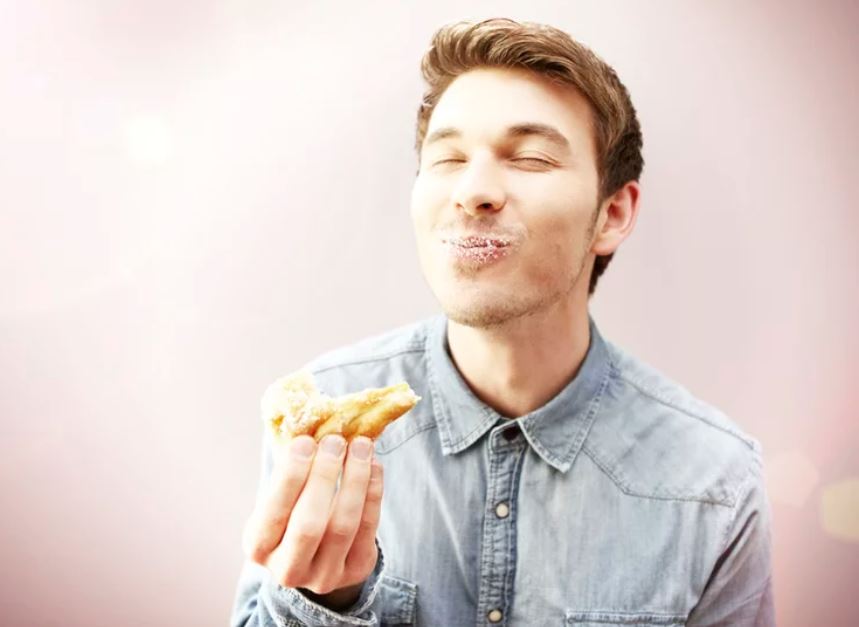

{"left": 446, "top": 298, "right": 592, "bottom": 418}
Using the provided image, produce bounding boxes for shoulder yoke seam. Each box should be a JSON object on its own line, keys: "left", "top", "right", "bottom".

{"left": 615, "top": 368, "right": 754, "bottom": 451}
{"left": 581, "top": 444, "right": 735, "bottom": 507}
{"left": 310, "top": 344, "right": 426, "bottom": 375}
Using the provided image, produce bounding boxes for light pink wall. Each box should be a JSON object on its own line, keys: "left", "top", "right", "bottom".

{"left": 1, "top": 1, "right": 856, "bottom": 625}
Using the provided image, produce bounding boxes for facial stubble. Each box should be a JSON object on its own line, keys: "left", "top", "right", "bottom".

{"left": 442, "top": 204, "right": 601, "bottom": 329}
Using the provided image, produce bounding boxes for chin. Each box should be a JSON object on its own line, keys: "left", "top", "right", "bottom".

{"left": 434, "top": 268, "right": 583, "bottom": 329}
{"left": 439, "top": 293, "right": 544, "bottom": 329}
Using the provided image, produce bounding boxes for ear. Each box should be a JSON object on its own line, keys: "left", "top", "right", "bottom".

{"left": 590, "top": 180, "right": 641, "bottom": 256}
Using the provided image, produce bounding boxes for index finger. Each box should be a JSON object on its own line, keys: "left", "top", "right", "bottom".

{"left": 242, "top": 435, "right": 317, "bottom": 563}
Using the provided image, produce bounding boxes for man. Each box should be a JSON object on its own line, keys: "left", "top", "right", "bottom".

{"left": 231, "top": 18, "right": 774, "bottom": 627}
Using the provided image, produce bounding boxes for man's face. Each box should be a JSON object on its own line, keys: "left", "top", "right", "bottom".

{"left": 410, "top": 67, "right": 603, "bottom": 328}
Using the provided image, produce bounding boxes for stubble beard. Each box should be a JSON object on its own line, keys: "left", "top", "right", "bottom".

{"left": 442, "top": 209, "right": 599, "bottom": 330}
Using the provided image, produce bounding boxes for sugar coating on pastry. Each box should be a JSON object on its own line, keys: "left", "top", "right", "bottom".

{"left": 261, "top": 369, "right": 420, "bottom": 445}
{"left": 260, "top": 370, "right": 334, "bottom": 442}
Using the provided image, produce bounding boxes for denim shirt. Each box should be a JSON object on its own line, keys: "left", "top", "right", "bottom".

{"left": 231, "top": 314, "right": 774, "bottom": 626}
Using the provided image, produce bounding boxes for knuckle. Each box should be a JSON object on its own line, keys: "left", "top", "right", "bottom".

{"left": 268, "top": 512, "right": 290, "bottom": 530}
{"left": 246, "top": 541, "right": 268, "bottom": 565}
{"left": 291, "top": 524, "right": 323, "bottom": 547}
{"left": 315, "top": 580, "right": 339, "bottom": 595}
{"left": 365, "top": 483, "right": 383, "bottom": 502}
{"left": 313, "top": 462, "right": 343, "bottom": 484}
{"left": 368, "top": 467, "right": 384, "bottom": 494}
{"left": 345, "top": 544, "right": 377, "bottom": 577}
{"left": 307, "top": 571, "right": 343, "bottom": 596}
{"left": 342, "top": 561, "right": 371, "bottom": 584}
{"left": 276, "top": 564, "right": 305, "bottom": 589}
{"left": 326, "top": 520, "right": 356, "bottom": 543}
{"left": 357, "top": 517, "right": 378, "bottom": 535}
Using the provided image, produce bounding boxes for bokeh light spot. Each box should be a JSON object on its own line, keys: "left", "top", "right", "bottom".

{"left": 820, "top": 478, "right": 859, "bottom": 543}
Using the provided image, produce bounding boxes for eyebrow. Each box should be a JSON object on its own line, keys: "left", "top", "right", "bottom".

{"left": 423, "top": 123, "right": 571, "bottom": 153}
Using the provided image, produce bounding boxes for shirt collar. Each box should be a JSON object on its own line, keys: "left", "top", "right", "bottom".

{"left": 425, "top": 312, "right": 613, "bottom": 472}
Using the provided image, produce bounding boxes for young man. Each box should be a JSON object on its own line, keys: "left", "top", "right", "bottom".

{"left": 232, "top": 18, "right": 774, "bottom": 627}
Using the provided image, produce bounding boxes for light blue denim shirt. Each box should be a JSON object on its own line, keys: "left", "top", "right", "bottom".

{"left": 231, "top": 314, "right": 774, "bottom": 626}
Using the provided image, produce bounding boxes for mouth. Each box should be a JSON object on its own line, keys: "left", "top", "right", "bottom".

{"left": 441, "top": 235, "right": 513, "bottom": 249}
{"left": 440, "top": 234, "right": 516, "bottom": 267}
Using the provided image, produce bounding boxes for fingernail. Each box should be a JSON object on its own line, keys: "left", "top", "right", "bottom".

{"left": 290, "top": 436, "right": 315, "bottom": 459}
{"left": 350, "top": 437, "right": 373, "bottom": 461}
{"left": 320, "top": 435, "right": 346, "bottom": 457}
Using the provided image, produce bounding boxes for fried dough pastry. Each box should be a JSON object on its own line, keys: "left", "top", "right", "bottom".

{"left": 261, "top": 370, "right": 420, "bottom": 446}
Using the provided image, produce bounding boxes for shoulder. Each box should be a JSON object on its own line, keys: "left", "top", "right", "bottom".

{"left": 301, "top": 315, "right": 435, "bottom": 398}
{"left": 583, "top": 339, "right": 763, "bottom": 508}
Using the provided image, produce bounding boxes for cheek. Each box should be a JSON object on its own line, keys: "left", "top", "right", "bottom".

{"left": 523, "top": 211, "right": 590, "bottom": 275}
{"left": 532, "top": 210, "right": 581, "bottom": 249}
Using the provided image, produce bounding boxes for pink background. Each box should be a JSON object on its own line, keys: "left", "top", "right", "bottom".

{"left": 1, "top": 1, "right": 857, "bottom": 625}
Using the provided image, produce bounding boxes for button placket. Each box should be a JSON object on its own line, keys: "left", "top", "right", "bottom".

{"left": 475, "top": 430, "right": 525, "bottom": 625}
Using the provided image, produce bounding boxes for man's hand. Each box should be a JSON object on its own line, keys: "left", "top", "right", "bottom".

{"left": 242, "top": 434, "right": 384, "bottom": 609}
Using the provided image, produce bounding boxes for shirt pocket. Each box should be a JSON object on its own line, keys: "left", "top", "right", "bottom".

{"left": 564, "top": 610, "right": 686, "bottom": 626}
{"left": 378, "top": 574, "right": 418, "bottom": 625}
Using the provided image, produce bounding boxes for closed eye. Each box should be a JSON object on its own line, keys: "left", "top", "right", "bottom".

{"left": 430, "top": 156, "right": 553, "bottom": 168}
{"left": 512, "top": 157, "right": 552, "bottom": 165}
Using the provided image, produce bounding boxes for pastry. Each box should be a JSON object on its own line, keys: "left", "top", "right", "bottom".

{"left": 261, "top": 369, "right": 420, "bottom": 446}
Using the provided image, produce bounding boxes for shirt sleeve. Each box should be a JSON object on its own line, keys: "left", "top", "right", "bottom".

{"left": 687, "top": 441, "right": 776, "bottom": 627}
{"left": 229, "top": 431, "right": 387, "bottom": 627}
{"left": 230, "top": 548, "right": 386, "bottom": 627}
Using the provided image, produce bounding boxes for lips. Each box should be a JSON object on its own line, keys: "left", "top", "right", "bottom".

{"left": 440, "top": 233, "right": 515, "bottom": 267}
{"left": 442, "top": 235, "right": 512, "bottom": 249}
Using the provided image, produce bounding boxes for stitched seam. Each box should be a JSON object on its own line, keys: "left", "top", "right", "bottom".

{"left": 379, "top": 574, "right": 418, "bottom": 623}
{"left": 502, "top": 446, "right": 527, "bottom": 611}
{"left": 524, "top": 337, "right": 614, "bottom": 470}
{"left": 581, "top": 444, "right": 733, "bottom": 507}
{"left": 282, "top": 586, "right": 376, "bottom": 626}
{"left": 565, "top": 610, "right": 685, "bottom": 624}
{"left": 714, "top": 454, "right": 759, "bottom": 567}
{"left": 425, "top": 335, "right": 452, "bottom": 450}
{"left": 450, "top": 406, "right": 497, "bottom": 449}
{"left": 475, "top": 441, "right": 501, "bottom": 620}
{"left": 425, "top": 326, "right": 496, "bottom": 452}
{"left": 375, "top": 421, "right": 438, "bottom": 455}
{"left": 566, "top": 611, "right": 685, "bottom": 619}
{"left": 732, "top": 572, "right": 773, "bottom": 609}
{"left": 563, "top": 359, "right": 612, "bottom": 467}
{"left": 311, "top": 345, "right": 425, "bottom": 375}
{"left": 617, "top": 372, "right": 754, "bottom": 450}
{"left": 526, "top": 378, "right": 599, "bottom": 470}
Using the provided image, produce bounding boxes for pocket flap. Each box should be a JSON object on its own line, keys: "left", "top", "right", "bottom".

{"left": 565, "top": 609, "right": 685, "bottom": 625}
{"left": 379, "top": 574, "right": 417, "bottom": 625}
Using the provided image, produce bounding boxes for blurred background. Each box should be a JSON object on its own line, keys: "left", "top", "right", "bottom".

{"left": 1, "top": 0, "right": 857, "bottom": 625}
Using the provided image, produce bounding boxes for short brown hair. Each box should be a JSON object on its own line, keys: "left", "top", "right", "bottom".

{"left": 415, "top": 18, "right": 644, "bottom": 296}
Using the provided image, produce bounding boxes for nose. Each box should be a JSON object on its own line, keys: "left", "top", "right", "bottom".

{"left": 451, "top": 156, "right": 506, "bottom": 217}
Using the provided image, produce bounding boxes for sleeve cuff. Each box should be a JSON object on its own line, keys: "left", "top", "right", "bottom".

{"left": 260, "top": 539, "right": 387, "bottom": 627}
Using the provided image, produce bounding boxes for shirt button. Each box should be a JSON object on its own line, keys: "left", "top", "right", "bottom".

{"left": 495, "top": 502, "right": 510, "bottom": 519}
{"left": 487, "top": 608, "right": 503, "bottom": 623}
